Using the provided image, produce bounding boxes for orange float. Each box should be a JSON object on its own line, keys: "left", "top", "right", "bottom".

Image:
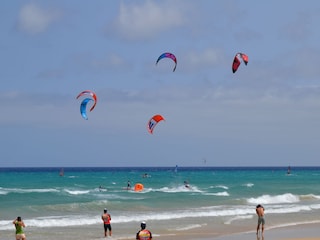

{"left": 134, "top": 183, "right": 144, "bottom": 192}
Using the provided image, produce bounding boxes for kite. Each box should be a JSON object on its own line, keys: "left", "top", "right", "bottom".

{"left": 134, "top": 183, "right": 144, "bottom": 192}
{"left": 156, "top": 52, "right": 177, "bottom": 72}
{"left": 147, "top": 114, "right": 165, "bottom": 134}
{"left": 232, "top": 53, "right": 248, "bottom": 73}
{"left": 76, "top": 90, "right": 97, "bottom": 111}
{"left": 80, "top": 98, "right": 93, "bottom": 120}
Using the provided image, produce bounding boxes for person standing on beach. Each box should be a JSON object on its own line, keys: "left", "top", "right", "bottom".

{"left": 13, "top": 216, "right": 26, "bottom": 240}
{"left": 136, "top": 221, "right": 152, "bottom": 240}
{"left": 101, "top": 208, "right": 112, "bottom": 237}
{"left": 256, "top": 204, "right": 265, "bottom": 236}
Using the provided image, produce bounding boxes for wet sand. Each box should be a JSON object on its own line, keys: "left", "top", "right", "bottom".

{"left": 2, "top": 222, "right": 319, "bottom": 239}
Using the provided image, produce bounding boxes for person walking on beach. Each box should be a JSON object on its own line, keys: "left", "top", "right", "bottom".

{"left": 136, "top": 221, "right": 152, "bottom": 240}
{"left": 256, "top": 204, "right": 265, "bottom": 236}
{"left": 101, "top": 208, "right": 112, "bottom": 237}
{"left": 13, "top": 216, "right": 26, "bottom": 240}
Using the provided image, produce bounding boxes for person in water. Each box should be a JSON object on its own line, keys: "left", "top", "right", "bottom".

{"left": 256, "top": 204, "right": 265, "bottom": 236}
{"left": 13, "top": 216, "right": 26, "bottom": 240}
{"left": 101, "top": 208, "right": 112, "bottom": 237}
{"left": 127, "top": 180, "right": 131, "bottom": 189}
{"left": 136, "top": 221, "right": 152, "bottom": 240}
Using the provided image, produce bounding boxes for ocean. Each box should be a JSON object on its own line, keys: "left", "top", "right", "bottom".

{"left": 1, "top": 167, "right": 320, "bottom": 239}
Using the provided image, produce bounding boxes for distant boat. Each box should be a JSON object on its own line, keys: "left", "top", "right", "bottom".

{"left": 287, "top": 166, "right": 291, "bottom": 175}
{"left": 59, "top": 168, "right": 64, "bottom": 177}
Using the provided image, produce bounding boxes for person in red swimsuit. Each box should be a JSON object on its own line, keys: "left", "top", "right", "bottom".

{"left": 101, "top": 208, "right": 112, "bottom": 237}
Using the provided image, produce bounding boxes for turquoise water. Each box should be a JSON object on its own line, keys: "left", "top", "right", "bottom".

{"left": 1, "top": 167, "right": 320, "bottom": 236}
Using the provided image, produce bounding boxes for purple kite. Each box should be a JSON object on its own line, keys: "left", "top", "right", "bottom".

{"left": 156, "top": 52, "right": 177, "bottom": 72}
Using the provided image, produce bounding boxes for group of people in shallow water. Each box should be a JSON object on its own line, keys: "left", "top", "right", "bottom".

{"left": 13, "top": 210, "right": 152, "bottom": 240}
{"left": 100, "top": 205, "right": 263, "bottom": 239}
{"left": 12, "top": 197, "right": 264, "bottom": 240}
{"left": 101, "top": 208, "right": 152, "bottom": 239}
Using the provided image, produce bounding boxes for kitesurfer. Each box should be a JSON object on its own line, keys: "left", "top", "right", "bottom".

{"left": 184, "top": 180, "right": 190, "bottom": 188}
{"left": 127, "top": 180, "right": 131, "bottom": 190}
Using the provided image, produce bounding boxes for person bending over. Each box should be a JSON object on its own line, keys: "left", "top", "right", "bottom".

{"left": 256, "top": 204, "right": 265, "bottom": 236}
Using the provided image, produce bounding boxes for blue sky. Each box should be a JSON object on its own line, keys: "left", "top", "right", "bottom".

{"left": 1, "top": 0, "right": 320, "bottom": 167}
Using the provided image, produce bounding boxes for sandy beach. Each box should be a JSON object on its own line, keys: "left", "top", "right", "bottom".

{"left": 2, "top": 222, "right": 319, "bottom": 240}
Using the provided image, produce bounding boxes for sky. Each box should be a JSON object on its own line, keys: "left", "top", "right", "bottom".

{"left": 1, "top": 0, "right": 320, "bottom": 167}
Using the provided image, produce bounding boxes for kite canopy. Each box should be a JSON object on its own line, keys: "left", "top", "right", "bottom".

{"left": 76, "top": 90, "right": 97, "bottom": 111}
{"left": 80, "top": 98, "right": 93, "bottom": 120}
{"left": 232, "top": 53, "right": 248, "bottom": 73}
{"left": 156, "top": 52, "right": 177, "bottom": 72}
{"left": 134, "top": 183, "right": 144, "bottom": 192}
{"left": 147, "top": 114, "right": 165, "bottom": 134}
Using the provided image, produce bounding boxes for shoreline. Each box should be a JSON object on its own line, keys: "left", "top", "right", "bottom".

{"left": 2, "top": 221, "right": 319, "bottom": 240}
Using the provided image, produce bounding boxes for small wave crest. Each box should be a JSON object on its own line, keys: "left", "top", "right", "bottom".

{"left": 300, "top": 194, "right": 320, "bottom": 200}
{"left": 224, "top": 215, "right": 253, "bottom": 225}
{"left": 243, "top": 183, "right": 254, "bottom": 188}
{"left": 156, "top": 185, "right": 203, "bottom": 193}
{"left": 210, "top": 185, "right": 229, "bottom": 190}
{"left": 0, "top": 187, "right": 59, "bottom": 194}
{"left": 203, "top": 191, "right": 229, "bottom": 196}
{"left": 247, "top": 193, "right": 299, "bottom": 204}
{"left": 174, "top": 223, "right": 205, "bottom": 231}
{"left": 64, "top": 189, "right": 90, "bottom": 195}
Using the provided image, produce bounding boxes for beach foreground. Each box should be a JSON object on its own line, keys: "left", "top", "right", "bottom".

{"left": 2, "top": 222, "right": 319, "bottom": 240}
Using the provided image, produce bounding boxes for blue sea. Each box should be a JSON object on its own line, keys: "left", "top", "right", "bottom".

{"left": 1, "top": 167, "right": 320, "bottom": 239}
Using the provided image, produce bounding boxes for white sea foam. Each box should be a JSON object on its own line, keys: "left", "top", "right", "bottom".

{"left": 1, "top": 203, "right": 319, "bottom": 230}
{"left": 0, "top": 188, "right": 8, "bottom": 195}
{"left": 300, "top": 194, "right": 320, "bottom": 200}
{"left": 247, "top": 193, "right": 299, "bottom": 204}
{"left": 156, "top": 185, "right": 203, "bottom": 193}
{"left": 224, "top": 215, "right": 253, "bottom": 224}
{"left": 173, "top": 223, "right": 205, "bottom": 231}
{"left": 0, "top": 187, "right": 59, "bottom": 194}
{"left": 67, "top": 176, "right": 78, "bottom": 178}
{"left": 64, "top": 189, "right": 90, "bottom": 195}
{"left": 266, "top": 220, "right": 320, "bottom": 230}
{"left": 203, "top": 191, "right": 229, "bottom": 196}
{"left": 210, "top": 185, "right": 229, "bottom": 190}
{"left": 243, "top": 183, "right": 254, "bottom": 187}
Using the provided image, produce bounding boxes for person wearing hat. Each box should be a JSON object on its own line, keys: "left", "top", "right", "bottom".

{"left": 136, "top": 221, "right": 152, "bottom": 240}
{"left": 13, "top": 216, "right": 26, "bottom": 240}
{"left": 101, "top": 208, "right": 112, "bottom": 237}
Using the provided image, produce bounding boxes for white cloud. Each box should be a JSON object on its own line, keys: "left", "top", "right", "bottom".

{"left": 111, "top": 1, "right": 188, "bottom": 40}
{"left": 18, "top": 3, "right": 61, "bottom": 34}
